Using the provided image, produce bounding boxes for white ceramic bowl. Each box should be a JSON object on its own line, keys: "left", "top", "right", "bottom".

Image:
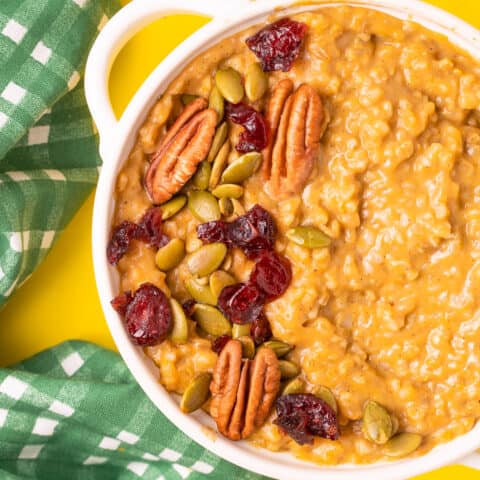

{"left": 85, "top": 1, "right": 480, "bottom": 478}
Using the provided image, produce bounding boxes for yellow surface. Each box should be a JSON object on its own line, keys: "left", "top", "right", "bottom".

{"left": 0, "top": 1, "right": 479, "bottom": 478}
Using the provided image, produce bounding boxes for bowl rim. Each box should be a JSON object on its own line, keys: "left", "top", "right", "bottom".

{"left": 89, "top": 1, "right": 480, "bottom": 478}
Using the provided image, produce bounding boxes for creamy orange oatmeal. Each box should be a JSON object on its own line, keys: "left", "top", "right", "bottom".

{"left": 108, "top": 6, "right": 480, "bottom": 466}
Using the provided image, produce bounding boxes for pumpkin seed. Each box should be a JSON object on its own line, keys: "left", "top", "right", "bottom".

{"left": 384, "top": 433, "right": 423, "bottom": 457}
{"left": 362, "top": 400, "right": 394, "bottom": 445}
{"left": 180, "top": 372, "right": 212, "bottom": 413}
{"left": 209, "top": 85, "right": 224, "bottom": 125}
{"left": 238, "top": 336, "right": 255, "bottom": 359}
{"left": 212, "top": 184, "right": 244, "bottom": 199}
{"left": 221, "top": 252, "right": 233, "bottom": 271}
{"left": 215, "top": 67, "right": 244, "bottom": 104}
{"left": 192, "top": 161, "right": 211, "bottom": 190}
{"left": 263, "top": 340, "right": 294, "bottom": 358}
{"left": 282, "top": 377, "right": 305, "bottom": 395}
{"left": 188, "top": 191, "right": 221, "bottom": 222}
{"left": 207, "top": 122, "right": 228, "bottom": 163}
{"left": 160, "top": 195, "right": 187, "bottom": 220}
{"left": 231, "top": 198, "right": 246, "bottom": 216}
{"left": 155, "top": 239, "right": 185, "bottom": 271}
{"left": 181, "top": 94, "right": 198, "bottom": 106}
{"left": 245, "top": 63, "right": 268, "bottom": 102}
{"left": 209, "top": 270, "right": 236, "bottom": 303}
{"left": 185, "top": 278, "right": 216, "bottom": 305}
{"left": 196, "top": 276, "right": 210, "bottom": 286}
{"left": 169, "top": 298, "right": 189, "bottom": 344}
{"left": 314, "top": 385, "right": 338, "bottom": 414}
{"left": 209, "top": 140, "right": 230, "bottom": 189}
{"left": 286, "top": 226, "right": 331, "bottom": 248}
{"left": 232, "top": 324, "right": 251, "bottom": 338}
{"left": 193, "top": 304, "right": 232, "bottom": 336}
{"left": 221, "top": 152, "right": 262, "bottom": 184}
{"left": 218, "top": 197, "right": 234, "bottom": 217}
{"left": 279, "top": 360, "right": 300, "bottom": 379}
{"left": 187, "top": 243, "right": 227, "bottom": 277}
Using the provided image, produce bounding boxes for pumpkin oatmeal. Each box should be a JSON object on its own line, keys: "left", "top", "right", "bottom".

{"left": 108, "top": 6, "right": 480, "bottom": 465}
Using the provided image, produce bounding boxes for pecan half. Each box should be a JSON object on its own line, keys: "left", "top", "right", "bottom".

{"left": 210, "top": 339, "right": 281, "bottom": 440}
{"left": 243, "top": 345, "right": 281, "bottom": 438}
{"left": 262, "top": 79, "right": 325, "bottom": 197}
{"left": 210, "top": 339, "right": 243, "bottom": 438}
{"left": 145, "top": 98, "right": 217, "bottom": 204}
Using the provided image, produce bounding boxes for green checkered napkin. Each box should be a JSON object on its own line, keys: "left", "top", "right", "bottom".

{"left": 0, "top": 341, "right": 270, "bottom": 479}
{"left": 0, "top": 0, "right": 119, "bottom": 306}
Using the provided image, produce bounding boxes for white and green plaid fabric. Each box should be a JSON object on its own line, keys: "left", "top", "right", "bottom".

{"left": 0, "top": 1, "right": 268, "bottom": 478}
{"left": 0, "top": 341, "right": 270, "bottom": 479}
{"left": 0, "top": 0, "right": 118, "bottom": 306}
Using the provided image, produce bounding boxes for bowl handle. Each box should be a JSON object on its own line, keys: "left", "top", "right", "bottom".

{"left": 459, "top": 452, "right": 480, "bottom": 469}
{"left": 84, "top": 0, "right": 243, "bottom": 147}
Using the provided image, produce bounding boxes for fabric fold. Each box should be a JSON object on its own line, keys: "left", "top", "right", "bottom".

{"left": 0, "top": 0, "right": 118, "bottom": 307}
{"left": 0, "top": 340, "right": 269, "bottom": 480}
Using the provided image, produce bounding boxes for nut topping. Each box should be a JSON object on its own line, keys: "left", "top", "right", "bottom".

{"left": 154, "top": 98, "right": 208, "bottom": 160}
{"left": 262, "top": 79, "right": 325, "bottom": 197}
{"left": 210, "top": 339, "right": 243, "bottom": 437}
{"left": 243, "top": 345, "right": 281, "bottom": 438}
{"left": 210, "top": 339, "right": 281, "bottom": 440}
{"left": 146, "top": 99, "right": 217, "bottom": 204}
{"left": 227, "top": 355, "right": 250, "bottom": 440}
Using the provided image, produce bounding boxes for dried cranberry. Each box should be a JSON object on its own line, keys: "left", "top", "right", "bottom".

{"left": 182, "top": 299, "right": 197, "bottom": 317}
{"left": 137, "top": 207, "right": 169, "bottom": 248}
{"left": 246, "top": 18, "right": 308, "bottom": 72}
{"left": 251, "top": 251, "right": 292, "bottom": 301}
{"left": 218, "top": 282, "right": 265, "bottom": 324}
{"left": 107, "top": 221, "right": 142, "bottom": 265}
{"left": 228, "top": 204, "right": 277, "bottom": 259}
{"left": 197, "top": 205, "right": 277, "bottom": 259}
{"left": 211, "top": 335, "right": 232, "bottom": 354}
{"left": 107, "top": 208, "right": 169, "bottom": 264}
{"left": 197, "top": 205, "right": 276, "bottom": 259}
{"left": 111, "top": 291, "right": 133, "bottom": 316}
{"left": 125, "top": 283, "right": 172, "bottom": 346}
{"left": 225, "top": 102, "right": 269, "bottom": 153}
{"left": 197, "top": 220, "right": 231, "bottom": 245}
{"left": 250, "top": 312, "right": 273, "bottom": 345}
{"left": 274, "top": 394, "right": 339, "bottom": 445}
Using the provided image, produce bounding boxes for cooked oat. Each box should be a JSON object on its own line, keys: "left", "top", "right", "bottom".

{"left": 113, "top": 6, "right": 480, "bottom": 465}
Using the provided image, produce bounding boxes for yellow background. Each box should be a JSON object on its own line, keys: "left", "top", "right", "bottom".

{"left": 0, "top": 0, "right": 479, "bottom": 478}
